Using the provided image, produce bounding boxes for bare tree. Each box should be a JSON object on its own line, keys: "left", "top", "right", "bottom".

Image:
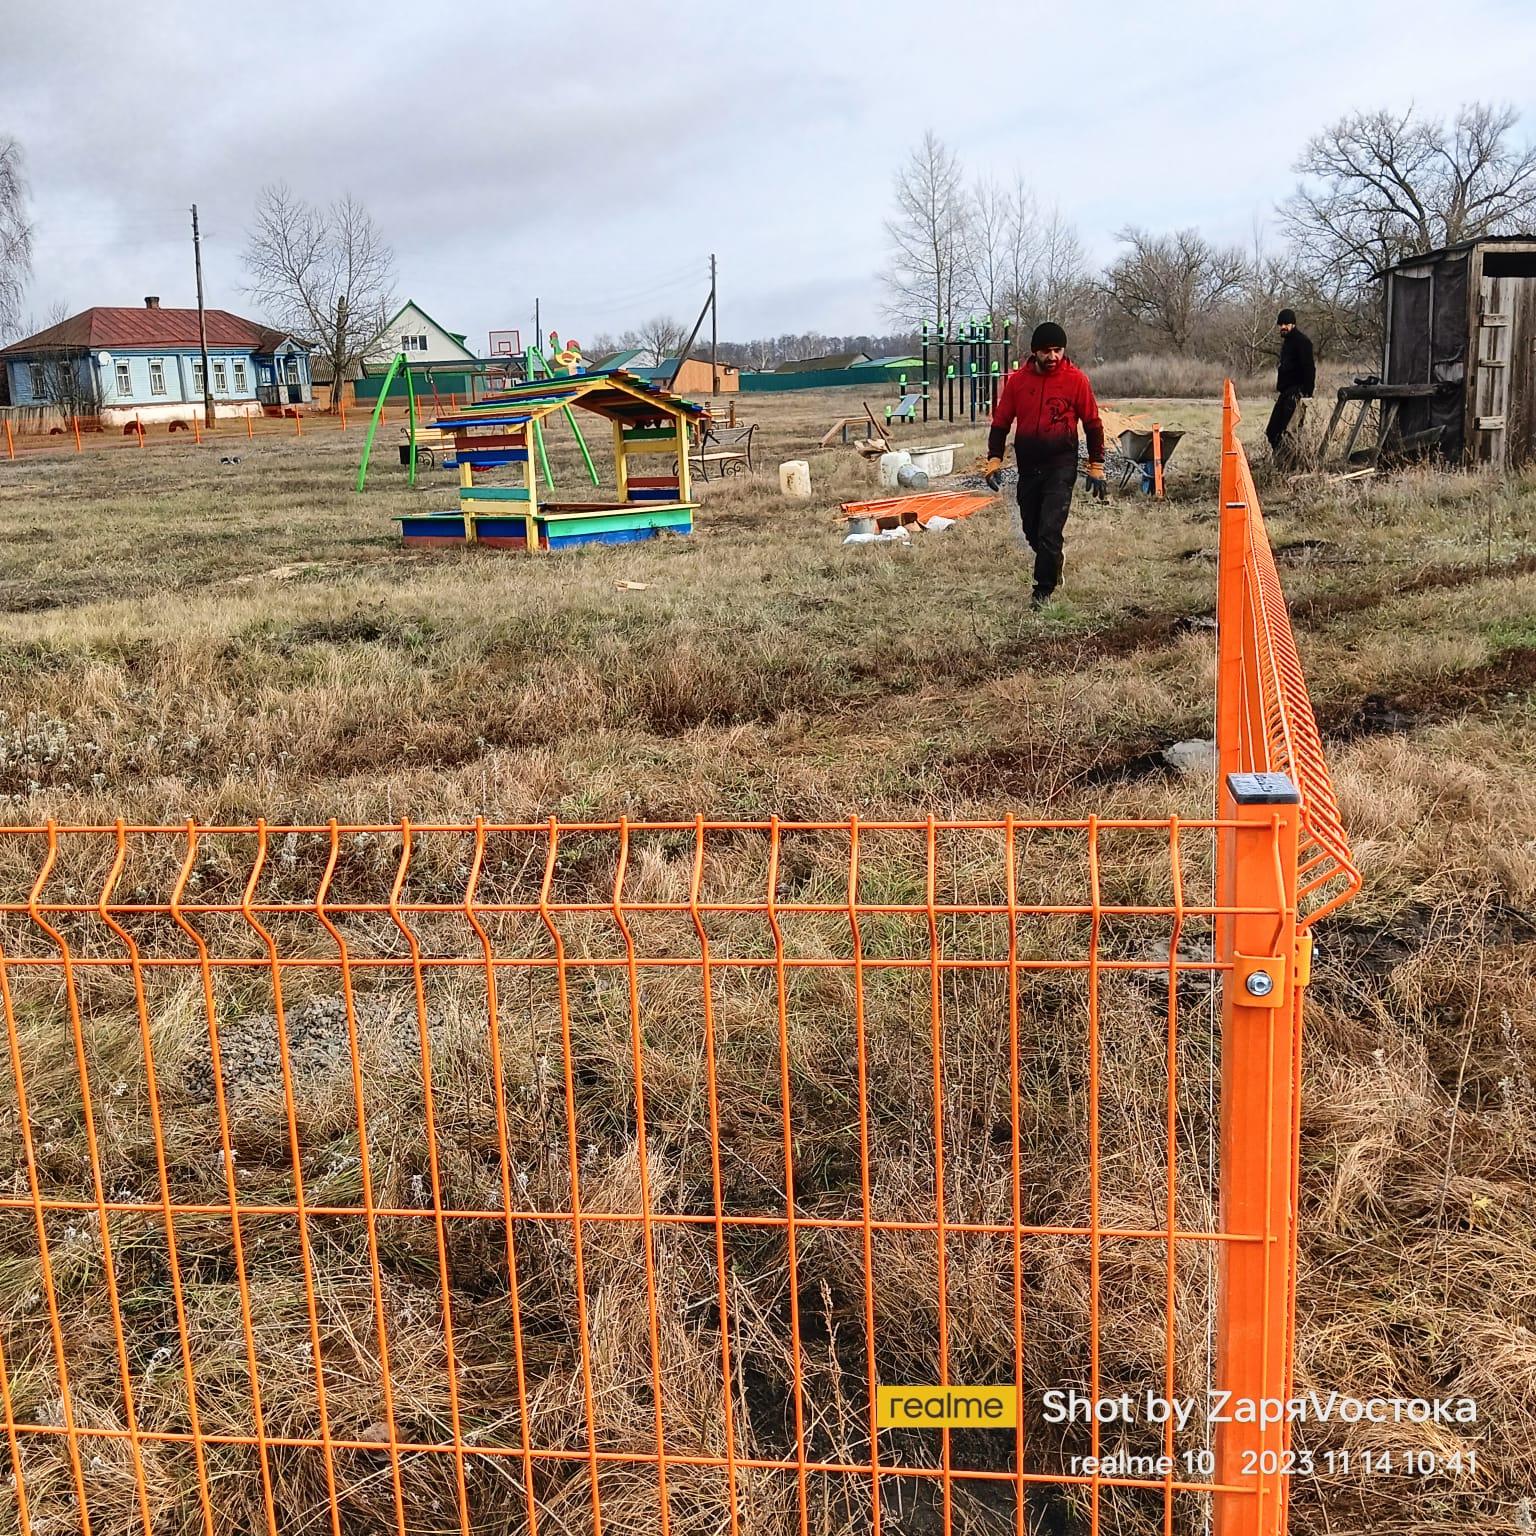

{"left": 634, "top": 315, "right": 686, "bottom": 367}
{"left": 1283, "top": 102, "right": 1536, "bottom": 296}
{"left": 882, "top": 131, "right": 973, "bottom": 331}
{"left": 1006, "top": 199, "right": 1092, "bottom": 341}
{"left": 242, "top": 184, "right": 396, "bottom": 409}
{"left": 1104, "top": 227, "right": 1250, "bottom": 353}
{"left": 965, "top": 175, "right": 1016, "bottom": 330}
{"left": 0, "top": 137, "right": 34, "bottom": 342}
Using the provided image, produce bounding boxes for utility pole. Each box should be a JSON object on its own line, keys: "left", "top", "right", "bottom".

{"left": 333, "top": 295, "right": 348, "bottom": 413}
{"left": 709, "top": 253, "right": 718, "bottom": 395}
{"left": 191, "top": 204, "right": 215, "bottom": 428}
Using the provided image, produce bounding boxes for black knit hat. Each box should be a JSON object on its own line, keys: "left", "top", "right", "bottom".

{"left": 1277, "top": 308, "right": 1297, "bottom": 326}
{"left": 1030, "top": 321, "right": 1067, "bottom": 350}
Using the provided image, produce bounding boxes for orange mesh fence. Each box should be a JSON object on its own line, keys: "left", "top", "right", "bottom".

{"left": 1218, "top": 385, "right": 1360, "bottom": 925}
{"left": 0, "top": 814, "right": 1297, "bottom": 1536}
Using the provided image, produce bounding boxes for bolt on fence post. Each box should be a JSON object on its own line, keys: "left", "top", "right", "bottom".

{"left": 1213, "top": 770, "right": 1302, "bottom": 1536}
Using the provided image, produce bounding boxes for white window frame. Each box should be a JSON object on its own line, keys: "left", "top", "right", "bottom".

{"left": 191, "top": 361, "right": 205, "bottom": 395}
{"left": 417, "top": 334, "right": 428, "bottom": 350}
{"left": 233, "top": 360, "right": 248, "bottom": 393}
{"left": 29, "top": 362, "right": 45, "bottom": 398}
{"left": 213, "top": 360, "right": 227, "bottom": 392}
{"left": 115, "top": 360, "right": 132, "bottom": 395}
{"left": 148, "top": 358, "right": 167, "bottom": 395}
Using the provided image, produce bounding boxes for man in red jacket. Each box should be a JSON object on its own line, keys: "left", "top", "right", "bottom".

{"left": 982, "top": 322, "right": 1106, "bottom": 608}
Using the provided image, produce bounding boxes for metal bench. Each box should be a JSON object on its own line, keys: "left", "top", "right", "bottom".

{"left": 688, "top": 421, "right": 756, "bottom": 479}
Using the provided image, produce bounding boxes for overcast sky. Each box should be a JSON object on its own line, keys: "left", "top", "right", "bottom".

{"left": 5, "top": 0, "right": 1534, "bottom": 350}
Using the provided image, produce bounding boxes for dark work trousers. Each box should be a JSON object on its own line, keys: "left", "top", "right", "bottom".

{"left": 1266, "top": 390, "right": 1303, "bottom": 452}
{"left": 1015, "top": 458, "right": 1077, "bottom": 595}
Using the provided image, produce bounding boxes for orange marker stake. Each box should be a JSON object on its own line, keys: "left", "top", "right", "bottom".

{"left": 4, "top": 420, "right": 12, "bottom": 460}
{"left": 136, "top": 414, "right": 145, "bottom": 448}
{"left": 247, "top": 412, "right": 254, "bottom": 439}
{"left": 194, "top": 418, "right": 201, "bottom": 445}
{"left": 72, "top": 415, "right": 82, "bottom": 452}
{"left": 295, "top": 411, "right": 302, "bottom": 438}
{"left": 339, "top": 401, "right": 347, "bottom": 431}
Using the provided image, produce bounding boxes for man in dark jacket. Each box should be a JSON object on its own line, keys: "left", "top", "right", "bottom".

{"left": 1265, "top": 309, "right": 1315, "bottom": 461}
{"left": 982, "top": 321, "right": 1105, "bottom": 608}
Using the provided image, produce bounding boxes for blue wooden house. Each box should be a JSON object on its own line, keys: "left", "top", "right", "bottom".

{"left": 0, "top": 298, "right": 312, "bottom": 425}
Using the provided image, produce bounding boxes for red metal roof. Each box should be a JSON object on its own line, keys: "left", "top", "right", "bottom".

{"left": 0, "top": 307, "right": 299, "bottom": 355}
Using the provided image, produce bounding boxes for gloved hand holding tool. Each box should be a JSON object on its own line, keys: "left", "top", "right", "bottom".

{"left": 1084, "top": 460, "right": 1107, "bottom": 502}
{"left": 982, "top": 457, "right": 1005, "bottom": 492}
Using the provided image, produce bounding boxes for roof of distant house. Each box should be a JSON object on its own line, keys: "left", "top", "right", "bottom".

{"left": 773, "top": 351, "right": 870, "bottom": 373}
{"left": 0, "top": 307, "right": 302, "bottom": 356}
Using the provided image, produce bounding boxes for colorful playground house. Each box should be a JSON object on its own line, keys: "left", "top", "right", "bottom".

{"left": 396, "top": 370, "right": 707, "bottom": 552}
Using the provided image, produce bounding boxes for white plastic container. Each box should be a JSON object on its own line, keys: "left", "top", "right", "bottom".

{"left": 779, "top": 460, "right": 812, "bottom": 498}
{"left": 877, "top": 450, "right": 912, "bottom": 488}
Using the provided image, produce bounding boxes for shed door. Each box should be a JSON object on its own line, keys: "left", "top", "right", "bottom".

{"left": 1472, "top": 274, "right": 1511, "bottom": 468}
{"left": 1508, "top": 275, "right": 1536, "bottom": 469}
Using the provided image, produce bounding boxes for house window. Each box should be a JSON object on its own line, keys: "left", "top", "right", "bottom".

{"left": 233, "top": 360, "right": 248, "bottom": 392}
{"left": 192, "top": 362, "right": 204, "bottom": 394}
{"left": 115, "top": 361, "right": 132, "bottom": 395}
{"left": 29, "top": 362, "right": 45, "bottom": 398}
{"left": 417, "top": 334, "right": 427, "bottom": 350}
{"left": 149, "top": 359, "right": 167, "bottom": 395}
{"left": 401, "top": 335, "right": 414, "bottom": 350}
{"left": 284, "top": 357, "right": 301, "bottom": 386}
{"left": 213, "top": 360, "right": 227, "bottom": 392}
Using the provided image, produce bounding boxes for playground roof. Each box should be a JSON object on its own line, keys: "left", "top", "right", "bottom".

{"left": 432, "top": 368, "right": 707, "bottom": 428}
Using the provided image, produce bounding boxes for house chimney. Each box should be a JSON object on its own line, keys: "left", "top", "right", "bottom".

{"left": 144, "top": 296, "right": 160, "bottom": 309}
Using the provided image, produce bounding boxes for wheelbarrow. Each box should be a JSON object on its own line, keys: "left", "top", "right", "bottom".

{"left": 1098, "top": 427, "right": 1184, "bottom": 496}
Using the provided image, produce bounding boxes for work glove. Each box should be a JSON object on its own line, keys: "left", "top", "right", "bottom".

{"left": 1084, "top": 461, "right": 1108, "bottom": 501}
{"left": 982, "top": 456, "right": 1005, "bottom": 492}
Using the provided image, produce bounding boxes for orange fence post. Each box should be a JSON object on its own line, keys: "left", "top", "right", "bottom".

{"left": 4, "top": 420, "right": 12, "bottom": 460}
{"left": 194, "top": 417, "right": 201, "bottom": 445}
{"left": 72, "top": 415, "right": 81, "bottom": 453}
{"left": 135, "top": 414, "right": 144, "bottom": 448}
{"left": 339, "top": 400, "right": 347, "bottom": 431}
{"left": 1216, "top": 384, "right": 1251, "bottom": 787}
{"left": 247, "top": 412, "right": 254, "bottom": 439}
{"left": 1212, "top": 777, "right": 1302, "bottom": 1536}
{"left": 295, "top": 411, "right": 302, "bottom": 438}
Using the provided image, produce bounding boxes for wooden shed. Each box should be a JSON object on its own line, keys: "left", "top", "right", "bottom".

{"left": 1380, "top": 235, "right": 1536, "bottom": 468}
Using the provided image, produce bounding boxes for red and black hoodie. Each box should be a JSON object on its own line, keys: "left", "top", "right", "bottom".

{"left": 986, "top": 356, "right": 1105, "bottom": 470}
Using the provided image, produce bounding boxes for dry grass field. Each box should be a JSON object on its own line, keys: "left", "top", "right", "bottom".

{"left": 0, "top": 382, "right": 1532, "bottom": 1535}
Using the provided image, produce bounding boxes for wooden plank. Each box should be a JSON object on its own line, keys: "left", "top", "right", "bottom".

{"left": 447, "top": 448, "right": 529, "bottom": 467}
{"left": 461, "top": 486, "right": 531, "bottom": 501}
{"left": 1476, "top": 416, "right": 1507, "bottom": 429}
{"left": 628, "top": 486, "right": 684, "bottom": 502}
{"left": 531, "top": 507, "right": 693, "bottom": 538}
{"left": 612, "top": 419, "right": 629, "bottom": 501}
{"left": 619, "top": 439, "right": 682, "bottom": 455}
{"left": 626, "top": 475, "right": 680, "bottom": 489}
{"left": 620, "top": 426, "right": 677, "bottom": 442}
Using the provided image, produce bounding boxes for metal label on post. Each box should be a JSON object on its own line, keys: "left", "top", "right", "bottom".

{"left": 1226, "top": 772, "right": 1300, "bottom": 805}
